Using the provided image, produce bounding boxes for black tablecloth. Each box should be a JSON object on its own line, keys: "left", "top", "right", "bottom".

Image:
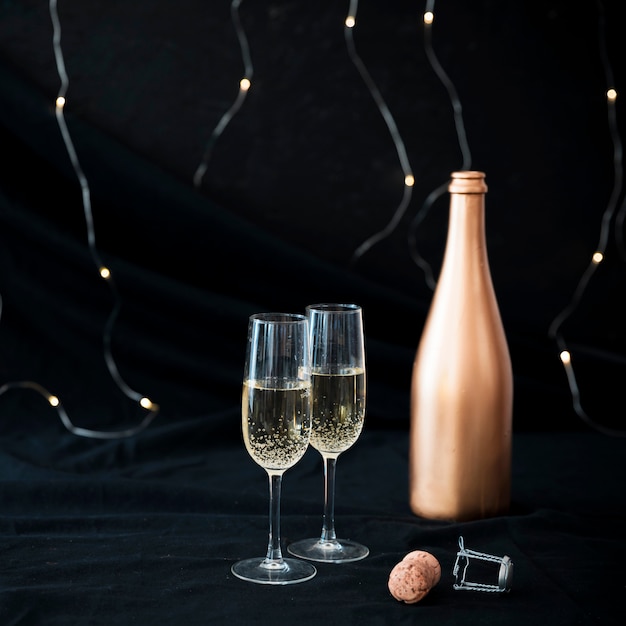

{"left": 1, "top": 415, "right": 624, "bottom": 625}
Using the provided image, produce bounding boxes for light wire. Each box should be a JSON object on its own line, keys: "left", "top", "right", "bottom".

{"left": 408, "top": 0, "right": 472, "bottom": 290}
{"left": 347, "top": 0, "right": 415, "bottom": 265}
{"left": 548, "top": 0, "right": 626, "bottom": 437}
{"left": 0, "top": 0, "right": 161, "bottom": 438}
{"left": 193, "top": 0, "right": 253, "bottom": 188}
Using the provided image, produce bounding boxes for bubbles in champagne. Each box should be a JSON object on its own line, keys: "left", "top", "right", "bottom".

{"left": 309, "top": 369, "right": 365, "bottom": 454}
{"left": 242, "top": 380, "right": 311, "bottom": 470}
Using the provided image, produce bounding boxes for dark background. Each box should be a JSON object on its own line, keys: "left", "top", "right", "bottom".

{"left": 1, "top": 1, "right": 624, "bottom": 434}
{"left": 0, "top": 2, "right": 625, "bottom": 624}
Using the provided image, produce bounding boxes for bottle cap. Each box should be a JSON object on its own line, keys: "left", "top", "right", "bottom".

{"left": 449, "top": 171, "right": 488, "bottom": 194}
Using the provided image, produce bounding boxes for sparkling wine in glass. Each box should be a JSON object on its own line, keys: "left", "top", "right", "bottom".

{"left": 231, "top": 312, "right": 317, "bottom": 585}
{"left": 287, "top": 303, "right": 369, "bottom": 563}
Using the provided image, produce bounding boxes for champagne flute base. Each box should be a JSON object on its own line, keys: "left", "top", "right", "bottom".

{"left": 287, "top": 537, "right": 369, "bottom": 563}
{"left": 231, "top": 557, "right": 317, "bottom": 585}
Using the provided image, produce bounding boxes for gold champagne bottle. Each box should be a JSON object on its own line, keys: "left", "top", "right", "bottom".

{"left": 409, "top": 171, "right": 513, "bottom": 522}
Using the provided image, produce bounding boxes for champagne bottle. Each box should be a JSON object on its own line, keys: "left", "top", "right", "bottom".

{"left": 409, "top": 171, "right": 513, "bottom": 521}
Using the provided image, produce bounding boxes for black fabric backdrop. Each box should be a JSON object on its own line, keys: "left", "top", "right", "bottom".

{"left": 0, "top": 1, "right": 625, "bottom": 624}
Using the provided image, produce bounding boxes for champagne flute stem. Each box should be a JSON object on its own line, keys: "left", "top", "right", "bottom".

{"left": 320, "top": 455, "right": 338, "bottom": 543}
{"left": 264, "top": 471, "right": 285, "bottom": 566}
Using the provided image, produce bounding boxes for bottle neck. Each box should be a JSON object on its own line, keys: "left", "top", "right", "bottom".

{"left": 441, "top": 192, "right": 488, "bottom": 277}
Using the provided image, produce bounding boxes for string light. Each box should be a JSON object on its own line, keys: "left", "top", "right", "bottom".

{"left": 548, "top": 0, "right": 625, "bottom": 437}
{"left": 608, "top": 89, "right": 626, "bottom": 264}
{"left": 347, "top": 0, "right": 415, "bottom": 265}
{"left": 407, "top": 0, "right": 473, "bottom": 290}
{"left": 193, "top": 0, "right": 253, "bottom": 188}
{"left": 0, "top": 0, "right": 161, "bottom": 438}
{"left": 346, "top": 0, "right": 472, "bottom": 288}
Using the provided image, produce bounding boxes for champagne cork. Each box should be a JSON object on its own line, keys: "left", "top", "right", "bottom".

{"left": 388, "top": 550, "right": 441, "bottom": 604}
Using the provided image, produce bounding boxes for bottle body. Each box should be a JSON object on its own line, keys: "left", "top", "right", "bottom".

{"left": 409, "top": 171, "right": 513, "bottom": 522}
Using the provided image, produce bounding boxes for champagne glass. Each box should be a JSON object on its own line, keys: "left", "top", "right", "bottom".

{"left": 288, "top": 303, "right": 369, "bottom": 563}
{"left": 231, "top": 312, "right": 317, "bottom": 585}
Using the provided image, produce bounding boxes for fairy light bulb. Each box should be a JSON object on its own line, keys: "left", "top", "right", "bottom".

{"left": 607, "top": 88, "right": 617, "bottom": 101}
{"left": 345, "top": 15, "right": 356, "bottom": 28}
{"left": 48, "top": 395, "right": 60, "bottom": 407}
{"left": 55, "top": 96, "right": 65, "bottom": 109}
{"left": 592, "top": 251, "right": 603, "bottom": 264}
{"left": 99, "top": 266, "right": 111, "bottom": 279}
{"left": 560, "top": 351, "right": 571, "bottom": 365}
{"left": 424, "top": 11, "right": 434, "bottom": 25}
{"left": 240, "top": 77, "right": 251, "bottom": 91}
{"left": 139, "top": 397, "right": 154, "bottom": 410}
{"left": 405, "top": 174, "right": 415, "bottom": 187}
